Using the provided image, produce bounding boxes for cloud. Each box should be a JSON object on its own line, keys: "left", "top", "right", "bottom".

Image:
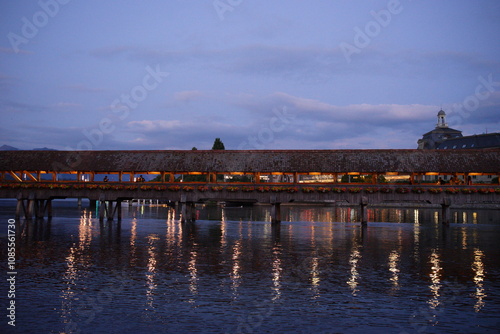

{"left": 127, "top": 120, "right": 182, "bottom": 132}
{"left": 65, "top": 84, "right": 107, "bottom": 94}
{"left": 0, "top": 47, "right": 31, "bottom": 55}
{"left": 173, "top": 90, "right": 204, "bottom": 103}
{"left": 0, "top": 99, "right": 44, "bottom": 113}
{"left": 87, "top": 44, "right": 500, "bottom": 87}
{"left": 52, "top": 102, "right": 82, "bottom": 109}
{"left": 231, "top": 91, "right": 438, "bottom": 126}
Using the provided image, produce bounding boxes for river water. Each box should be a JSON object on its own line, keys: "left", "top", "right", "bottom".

{"left": 1, "top": 200, "right": 499, "bottom": 333}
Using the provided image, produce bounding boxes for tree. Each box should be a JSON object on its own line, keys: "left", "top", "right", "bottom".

{"left": 212, "top": 138, "right": 225, "bottom": 150}
{"left": 192, "top": 147, "right": 198, "bottom": 150}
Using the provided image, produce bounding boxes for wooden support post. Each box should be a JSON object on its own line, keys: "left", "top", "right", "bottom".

{"left": 271, "top": 202, "right": 281, "bottom": 224}
{"left": 180, "top": 195, "right": 187, "bottom": 223}
{"left": 107, "top": 201, "right": 114, "bottom": 221}
{"left": 27, "top": 193, "right": 36, "bottom": 220}
{"left": 180, "top": 195, "right": 196, "bottom": 223}
{"left": 270, "top": 195, "right": 281, "bottom": 225}
{"left": 47, "top": 199, "right": 52, "bottom": 219}
{"left": 99, "top": 199, "right": 106, "bottom": 222}
{"left": 188, "top": 202, "right": 196, "bottom": 223}
{"left": 360, "top": 196, "right": 368, "bottom": 226}
{"left": 35, "top": 200, "right": 44, "bottom": 219}
{"left": 441, "top": 198, "right": 451, "bottom": 225}
{"left": 15, "top": 193, "right": 25, "bottom": 221}
{"left": 116, "top": 200, "right": 122, "bottom": 220}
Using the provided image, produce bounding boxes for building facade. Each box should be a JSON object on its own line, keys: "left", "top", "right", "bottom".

{"left": 417, "top": 110, "right": 499, "bottom": 183}
{"left": 417, "top": 110, "right": 463, "bottom": 149}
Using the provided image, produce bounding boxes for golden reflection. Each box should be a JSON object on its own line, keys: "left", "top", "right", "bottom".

{"left": 413, "top": 214, "right": 420, "bottom": 262}
{"left": 247, "top": 220, "right": 252, "bottom": 239}
{"left": 347, "top": 245, "right": 361, "bottom": 295}
{"left": 461, "top": 227, "right": 467, "bottom": 250}
{"left": 220, "top": 219, "right": 227, "bottom": 250}
{"left": 472, "top": 248, "right": 486, "bottom": 312}
{"left": 61, "top": 210, "right": 94, "bottom": 323}
{"left": 433, "top": 211, "right": 439, "bottom": 225}
{"left": 130, "top": 218, "right": 137, "bottom": 266}
{"left": 311, "top": 256, "right": 320, "bottom": 298}
{"left": 395, "top": 209, "right": 402, "bottom": 222}
{"left": 413, "top": 209, "right": 419, "bottom": 224}
{"left": 349, "top": 208, "right": 356, "bottom": 223}
{"left": 145, "top": 234, "right": 159, "bottom": 308}
{"left": 78, "top": 209, "right": 93, "bottom": 251}
{"left": 231, "top": 240, "right": 242, "bottom": 295}
{"left": 188, "top": 246, "right": 198, "bottom": 301}
{"left": 271, "top": 246, "right": 282, "bottom": 301}
{"left": 166, "top": 209, "right": 182, "bottom": 252}
{"left": 428, "top": 250, "right": 442, "bottom": 309}
{"left": 388, "top": 250, "right": 400, "bottom": 289}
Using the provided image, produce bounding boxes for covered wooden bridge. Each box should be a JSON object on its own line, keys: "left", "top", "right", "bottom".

{"left": 1, "top": 149, "right": 499, "bottom": 223}
{"left": 1, "top": 149, "right": 499, "bottom": 183}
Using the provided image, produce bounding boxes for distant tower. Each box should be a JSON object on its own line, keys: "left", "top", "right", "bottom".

{"left": 417, "top": 109, "right": 462, "bottom": 149}
{"left": 436, "top": 109, "right": 448, "bottom": 128}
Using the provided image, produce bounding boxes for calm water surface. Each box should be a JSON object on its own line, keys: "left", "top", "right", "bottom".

{"left": 1, "top": 200, "right": 499, "bottom": 333}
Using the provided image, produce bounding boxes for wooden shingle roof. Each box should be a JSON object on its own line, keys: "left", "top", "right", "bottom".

{"left": 0, "top": 149, "right": 499, "bottom": 173}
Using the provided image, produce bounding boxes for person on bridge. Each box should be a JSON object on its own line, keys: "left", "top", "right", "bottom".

{"left": 103, "top": 176, "right": 109, "bottom": 182}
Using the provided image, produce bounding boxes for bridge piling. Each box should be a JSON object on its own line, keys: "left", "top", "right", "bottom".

{"left": 360, "top": 196, "right": 368, "bottom": 225}
{"left": 180, "top": 195, "right": 196, "bottom": 224}
{"left": 441, "top": 198, "right": 451, "bottom": 225}
{"left": 34, "top": 199, "right": 50, "bottom": 219}
{"left": 27, "top": 193, "right": 36, "bottom": 220}
{"left": 47, "top": 199, "right": 52, "bottom": 219}
{"left": 116, "top": 200, "right": 122, "bottom": 221}
{"left": 15, "top": 193, "right": 26, "bottom": 221}
{"left": 271, "top": 196, "right": 281, "bottom": 224}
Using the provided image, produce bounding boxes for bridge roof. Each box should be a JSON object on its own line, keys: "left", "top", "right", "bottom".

{"left": 0, "top": 149, "right": 499, "bottom": 174}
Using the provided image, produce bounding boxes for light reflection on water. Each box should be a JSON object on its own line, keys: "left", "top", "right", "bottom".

{"left": 428, "top": 250, "right": 442, "bottom": 310}
{"left": 1, "top": 201, "right": 499, "bottom": 333}
{"left": 473, "top": 248, "right": 486, "bottom": 312}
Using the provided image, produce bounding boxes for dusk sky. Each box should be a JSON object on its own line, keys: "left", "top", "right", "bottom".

{"left": 1, "top": 0, "right": 499, "bottom": 150}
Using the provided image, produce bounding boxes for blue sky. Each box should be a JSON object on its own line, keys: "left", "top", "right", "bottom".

{"left": 1, "top": 0, "right": 499, "bottom": 150}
